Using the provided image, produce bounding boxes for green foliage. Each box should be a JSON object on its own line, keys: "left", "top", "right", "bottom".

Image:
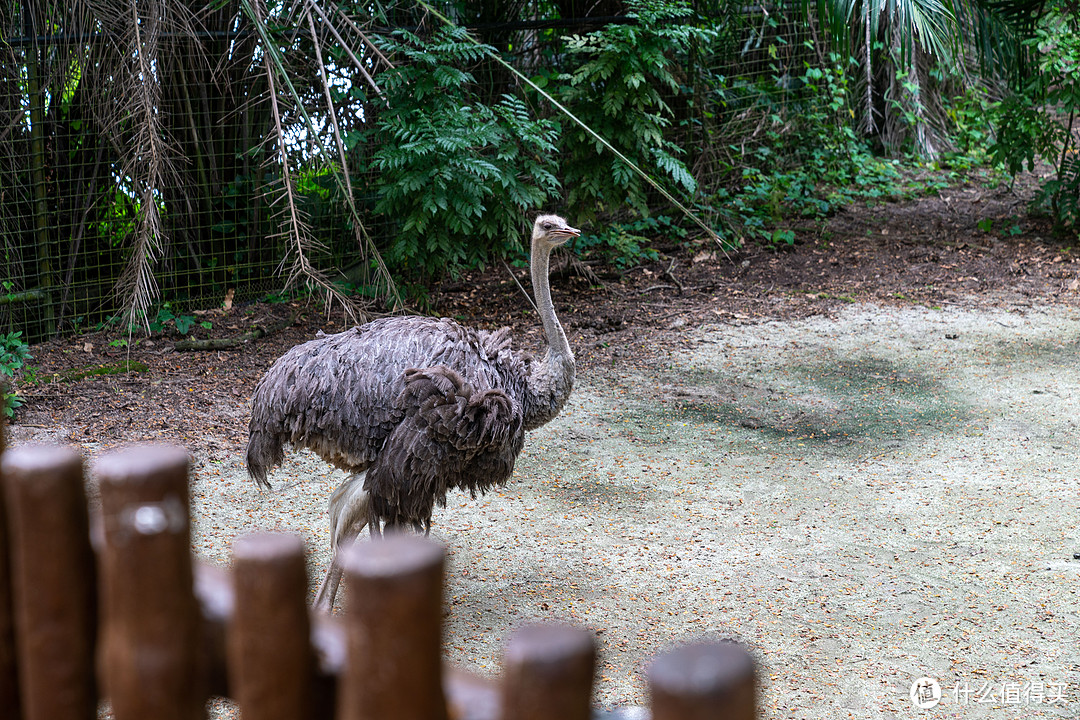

{"left": 549, "top": 0, "right": 706, "bottom": 220}
{"left": 1, "top": 331, "right": 32, "bottom": 418}
{"left": 146, "top": 303, "right": 201, "bottom": 336}
{"left": 371, "top": 27, "right": 561, "bottom": 277}
{"left": 720, "top": 55, "right": 903, "bottom": 245}
{"left": 991, "top": 5, "right": 1080, "bottom": 230}
{"left": 571, "top": 215, "right": 685, "bottom": 268}
{"left": 142, "top": 304, "right": 209, "bottom": 338}
{"left": 992, "top": 93, "right": 1060, "bottom": 176}
{"left": 174, "top": 315, "right": 196, "bottom": 335}
{"left": 939, "top": 84, "right": 1000, "bottom": 170}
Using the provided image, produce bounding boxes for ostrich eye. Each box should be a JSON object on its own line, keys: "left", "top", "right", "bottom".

{"left": 543, "top": 223, "right": 552, "bottom": 230}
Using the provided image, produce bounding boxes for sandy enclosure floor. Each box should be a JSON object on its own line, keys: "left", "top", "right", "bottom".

{"left": 177, "top": 301, "right": 1080, "bottom": 719}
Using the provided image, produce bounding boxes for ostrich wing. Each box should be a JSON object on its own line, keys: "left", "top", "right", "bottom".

{"left": 365, "top": 367, "right": 524, "bottom": 533}
{"left": 247, "top": 326, "right": 406, "bottom": 487}
{"left": 247, "top": 317, "right": 515, "bottom": 488}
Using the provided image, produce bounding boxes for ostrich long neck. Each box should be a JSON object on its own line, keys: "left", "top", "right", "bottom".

{"left": 523, "top": 236, "right": 575, "bottom": 430}
{"left": 532, "top": 239, "right": 571, "bottom": 361}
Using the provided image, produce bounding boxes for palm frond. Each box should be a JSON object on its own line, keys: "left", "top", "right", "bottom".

{"left": 86, "top": 0, "right": 203, "bottom": 329}
{"left": 240, "top": 0, "right": 399, "bottom": 319}
{"left": 954, "top": 0, "right": 1041, "bottom": 83}
{"left": 305, "top": 6, "right": 401, "bottom": 312}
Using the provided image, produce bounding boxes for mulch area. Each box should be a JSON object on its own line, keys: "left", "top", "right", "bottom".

{"left": 7, "top": 170, "right": 1080, "bottom": 455}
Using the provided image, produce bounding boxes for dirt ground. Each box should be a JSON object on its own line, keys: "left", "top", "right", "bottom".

{"left": 6, "top": 170, "right": 1080, "bottom": 717}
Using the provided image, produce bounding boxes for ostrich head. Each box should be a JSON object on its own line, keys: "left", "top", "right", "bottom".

{"left": 532, "top": 214, "right": 580, "bottom": 249}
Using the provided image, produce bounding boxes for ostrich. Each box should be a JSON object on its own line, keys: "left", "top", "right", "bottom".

{"left": 246, "top": 214, "right": 580, "bottom": 610}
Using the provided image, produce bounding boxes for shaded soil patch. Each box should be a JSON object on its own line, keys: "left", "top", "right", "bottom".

{"left": 10, "top": 171, "right": 1079, "bottom": 455}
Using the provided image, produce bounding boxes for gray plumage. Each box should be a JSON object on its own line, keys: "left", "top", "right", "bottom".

{"left": 246, "top": 215, "right": 580, "bottom": 610}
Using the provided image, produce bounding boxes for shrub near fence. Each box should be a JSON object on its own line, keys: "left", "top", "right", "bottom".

{"left": 0, "top": 422, "right": 758, "bottom": 720}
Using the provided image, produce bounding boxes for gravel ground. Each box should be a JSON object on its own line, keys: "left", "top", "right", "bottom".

{"left": 179, "top": 301, "right": 1080, "bottom": 719}
{"left": 9, "top": 171, "right": 1080, "bottom": 718}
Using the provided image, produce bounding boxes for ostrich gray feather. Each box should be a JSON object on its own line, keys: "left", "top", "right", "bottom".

{"left": 364, "top": 366, "right": 524, "bottom": 533}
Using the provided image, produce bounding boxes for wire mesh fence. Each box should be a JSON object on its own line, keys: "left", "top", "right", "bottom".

{"left": 0, "top": 1, "right": 815, "bottom": 343}
{"left": 1, "top": 17, "right": 275, "bottom": 340}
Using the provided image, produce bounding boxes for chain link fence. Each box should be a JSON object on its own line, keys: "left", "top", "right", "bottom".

{"left": 1, "top": 1, "right": 813, "bottom": 343}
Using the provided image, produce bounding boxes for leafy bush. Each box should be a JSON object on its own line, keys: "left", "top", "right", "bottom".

{"left": 991, "top": 5, "right": 1080, "bottom": 229}
{"left": 571, "top": 215, "right": 686, "bottom": 269}
{"left": 938, "top": 83, "right": 1000, "bottom": 170}
{"left": 548, "top": 0, "right": 705, "bottom": 220}
{"left": 1, "top": 331, "right": 32, "bottom": 418}
{"left": 371, "top": 27, "right": 561, "bottom": 278}
{"left": 720, "top": 55, "right": 902, "bottom": 245}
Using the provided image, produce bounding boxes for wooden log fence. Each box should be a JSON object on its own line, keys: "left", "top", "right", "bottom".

{"left": 0, "top": 425, "right": 758, "bottom": 720}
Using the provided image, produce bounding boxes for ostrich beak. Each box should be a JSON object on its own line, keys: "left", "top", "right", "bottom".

{"left": 553, "top": 225, "right": 580, "bottom": 239}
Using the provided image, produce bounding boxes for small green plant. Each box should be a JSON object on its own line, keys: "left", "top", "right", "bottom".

{"left": 771, "top": 229, "right": 796, "bottom": 245}
{"left": 148, "top": 303, "right": 198, "bottom": 336}
{"left": 174, "top": 315, "right": 195, "bottom": 335}
{"left": 1, "top": 331, "right": 32, "bottom": 418}
{"left": 263, "top": 290, "right": 292, "bottom": 304}
{"left": 149, "top": 305, "right": 175, "bottom": 333}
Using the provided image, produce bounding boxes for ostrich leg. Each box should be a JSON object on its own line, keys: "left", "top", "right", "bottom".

{"left": 314, "top": 473, "right": 371, "bottom": 611}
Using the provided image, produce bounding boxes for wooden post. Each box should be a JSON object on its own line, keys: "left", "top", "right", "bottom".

{"left": 192, "top": 561, "right": 232, "bottom": 699}
{"left": 337, "top": 534, "right": 447, "bottom": 720}
{"left": 227, "top": 532, "right": 313, "bottom": 720}
{"left": 2, "top": 445, "right": 97, "bottom": 720}
{"left": 0, "top": 416, "right": 22, "bottom": 718}
{"left": 501, "top": 624, "right": 596, "bottom": 720}
{"left": 95, "top": 445, "right": 203, "bottom": 720}
{"left": 647, "top": 642, "right": 756, "bottom": 720}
